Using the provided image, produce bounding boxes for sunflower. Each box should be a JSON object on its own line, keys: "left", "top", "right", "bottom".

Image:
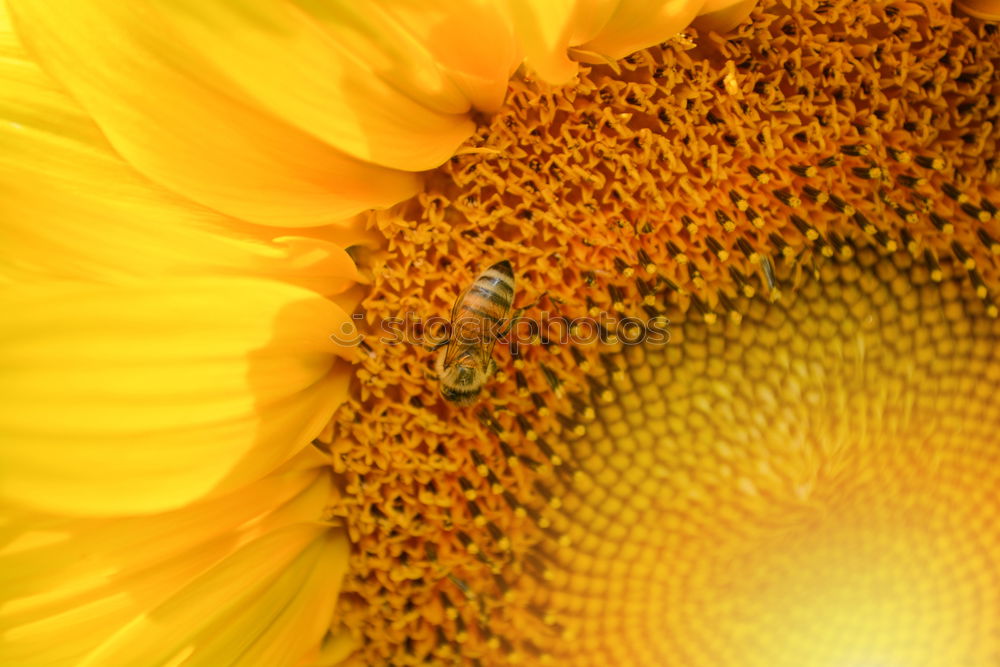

{"left": 2, "top": 0, "right": 999, "bottom": 666}
{"left": 1, "top": 0, "right": 750, "bottom": 665}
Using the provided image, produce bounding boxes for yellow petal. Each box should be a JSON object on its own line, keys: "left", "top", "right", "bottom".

{"left": 380, "top": 0, "right": 521, "bottom": 113}
{"left": 80, "top": 527, "right": 345, "bottom": 667}
{"left": 575, "top": 0, "right": 707, "bottom": 62}
{"left": 302, "top": 633, "right": 357, "bottom": 666}
{"left": 508, "top": 0, "right": 601, "bottom": 84}
{"left": 1, "top": 454, "right": 347, "bottom": 666}
{"left": 5, "top": 1, "right": 422, "bottom": 226}
{"left": 209, "top": 532, "right": 348, "bottom": 667}
{"left": 0, "top": 451, "right": 327, "bottom": 603}
{"left": 0, "top": 278, "right": 353, "bottom": 515}
{"left": 509, "top": 0, "right": 736, "bottom": 84}
{"left": 129, "top": 0, "right": 476, "bottom": 169}
{"left": 954, "top": 0, "right": 1000, "bottom": 19}
{"left": 693, "top": 0, "right": 757, "bottom": 33}
{"left": 0, "top": 17, "right": 366, "bottom": 287}
{"left": 0, "top": 101, "right": 361, "bottom": 292}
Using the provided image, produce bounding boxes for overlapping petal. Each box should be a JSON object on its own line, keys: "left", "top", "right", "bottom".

{"left": 507, "top": 0, "right": 609, "bottom": 84}
{"left": 692, "top": 0, "right": 758, "bottom": 33}
{"left": 955, "top": 0, "right": 1000, "bottom": 19}
{"left": 0, "top": 8, "right": 362, "bottom": 516}
{"left": 0, "top": 277, "right": 354, "bottom": 515}
{"left": 511, "top": 0, "right": 756, "bottom": 83}
{"left": 373, "top": 1, "right": 521, "bottom": 113}
{"left": 0, "top": 75, "right": 363, "bottom": 292}
{"left": 4, "top": 0, "right": 522, "bottom": 225}
{"left": 136, "top": 0, "right": 507, "bottom": 166}
{"left": 0, "top": 448, "right": 350, "bottom": 667}
{"left": 5, "top": 2, "right": 423, "bottom": 227}
{"left": 576, "top": 0, "right": 707, "bottom": 61}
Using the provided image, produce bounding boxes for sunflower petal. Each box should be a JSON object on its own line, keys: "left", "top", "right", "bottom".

{"left": 215, "top": 532, "right": 349, "bottom": 667}
{"left": 0, "top": 108, "right": 361, "bottom": 291}
{"left": 5, "top": 1, "right": 422, "bottom": 226}
{"left": 0, "top": 453, "right": 327, "bottom": 603}
{"left": 1, "top": 455, "right": 347, "bottom": 667}
{"left": 508, "top": 0, "right": 593, "bottom": 84}
{"left": 955, "top": 0, "right": 1000, "bottom": 19}
{"left": 692, "top": 0, "right": 757, "bottom": 33}
{"left": 575, "top": 0, "right": 707, "bottom": 61}
{"left": 379, "top": 0, "right": 521, "bottom": 113}
{"left": 0, "top": 278, "right": 353, "bottom": 515}
{"left": 303, "top": 633, "right": 357, "bottom": 666}
{"left": 509, "top": 0, "right": 723, "bottom": 84}
{"left": 77, "top": 527, "right": 345, "bottom": 667}
{"left": 0, "top": 19, "right": 366, "bottom": 286}
{"left": 124, "top": 0, "right": 476, "bottom": 169}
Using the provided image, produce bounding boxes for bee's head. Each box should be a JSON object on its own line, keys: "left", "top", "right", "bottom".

{"left": 440, "top": 363, "right": 482, "bottom": 405}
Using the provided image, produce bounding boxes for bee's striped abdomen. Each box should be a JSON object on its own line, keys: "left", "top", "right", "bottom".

{"left": 455, "top": 260, "right": 515, "bottom": 323}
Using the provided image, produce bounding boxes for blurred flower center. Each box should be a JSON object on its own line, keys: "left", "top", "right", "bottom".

{"left": 546, "top": 246, "right": 1000, "bottom": 665}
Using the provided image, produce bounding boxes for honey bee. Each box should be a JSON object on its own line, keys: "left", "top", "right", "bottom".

{"left": 435, "top": 260, "right": 517, "bottom": 405}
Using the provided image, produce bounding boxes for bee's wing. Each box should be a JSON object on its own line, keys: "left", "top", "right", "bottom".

{"left": 478, "top": 336, "right": 499, "bottom": 372}
{"left": 444, "top": 331, "right": 495, "bottom": 374}
{"left": 450, "top": 284, "right": 471, "bottom": 322}
{"left": 440, "top": 285, "right": 471, "bottom": 366}
{"left": 442, "top": 337, "right": 466, "bottom": 368}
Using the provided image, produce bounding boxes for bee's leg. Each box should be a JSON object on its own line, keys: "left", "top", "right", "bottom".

{"left": 504, "top": 290, "right": 550, "bottom": 331}
{"left": 496, "top": 301, "right": 538, "bottom": 338}
{"left": 497, "top": 291, "right": 548, "bottom": 346}
{"left": 487, "top": 358, "right": 497, "bottom": 378}
{"left": 423, "top": 337, "right": 450, "bottom": 353}
{"left": 424, "top": 341, "right": 446, "bottom": 380}
{"left": 423, "top": 338, "right": 447, "bottom": 380}
{"left": 524, "top": 290, "right": 549, "bottom": 311}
